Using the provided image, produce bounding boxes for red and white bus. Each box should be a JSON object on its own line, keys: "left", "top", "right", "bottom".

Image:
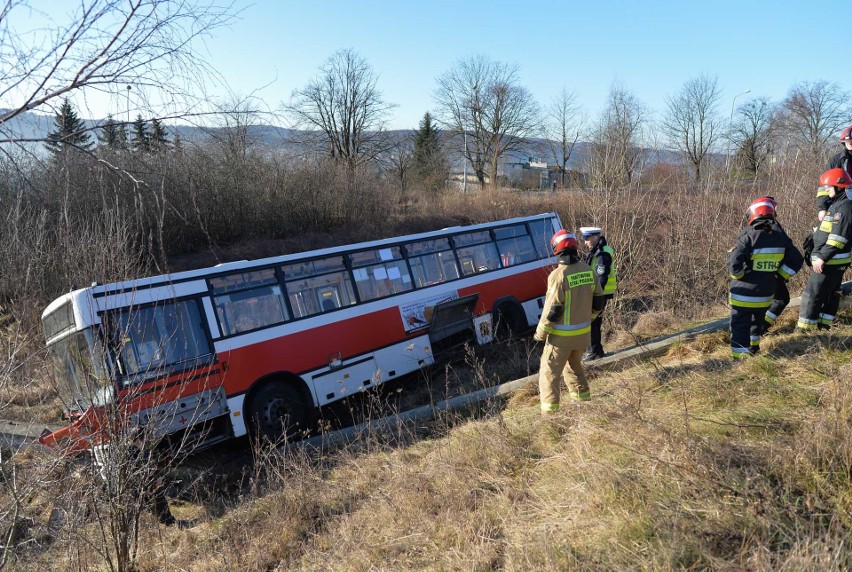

{"left": 39, "top": 212, "right": 563, "bottom": 454}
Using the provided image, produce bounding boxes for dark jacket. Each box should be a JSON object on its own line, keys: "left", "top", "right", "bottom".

{"left": 728, "top": 218, "right": 803, "bottom": 309}
{"left": 584, "top": 236, "right": 615, "bottom": 298}
{"left": 812, "top": 190, "right": 852, "bottom": 267}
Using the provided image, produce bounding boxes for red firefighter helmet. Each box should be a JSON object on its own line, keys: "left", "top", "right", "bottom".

{"left": 819, "top": 168, "right": 852, "bottom": 189}
{"left": 841, "top": 126, "right": 852, "bottom": 142}
{"left": 747, "top": 197, "right": 777, "bottom": 225}
{"left": 550, "top": 229, "right": 578, "bottom": 255}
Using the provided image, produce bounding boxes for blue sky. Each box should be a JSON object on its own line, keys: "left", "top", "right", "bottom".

{"left": 18, "top": 0, "right": 848, "bottom": 131}
{"left": 197, "top": 0, "right": 841, "bottom": 130}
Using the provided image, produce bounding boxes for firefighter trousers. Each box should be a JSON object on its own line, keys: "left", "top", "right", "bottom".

{"left": 764, "top": 277, "right": 790, "bottom": 332}
{"left": 539, "top": 343, "right": 588, "bottom": 411}
{"left": 798, "top": 266, "right": 846, "bottom": 330}
{"left": 730, "top": 306, "right": 766, "bottom": 358}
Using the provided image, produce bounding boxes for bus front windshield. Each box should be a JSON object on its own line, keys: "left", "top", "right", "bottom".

{"left": 46, "top": 329, "right": 113, "bottom": 412}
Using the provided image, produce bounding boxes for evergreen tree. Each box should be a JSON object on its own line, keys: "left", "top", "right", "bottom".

{"left": 131, "top": 114, "right": 151, "bottom": 152}
{"left": 45, "top": 98, "right": 93, "bottom": 156}
{"left": 412, "top": 112, "right": 445, "bottom": 189}
{"left": 97, "top": 114, "right": 128, "bottom": 150}
{"left": 150, "top": 117, "right": 170, "bottom": 151}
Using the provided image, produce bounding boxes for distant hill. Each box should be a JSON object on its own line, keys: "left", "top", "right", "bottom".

{"left": 0, "top": 109, "right": 682, "bottom": 171}
{"left": 0, "top": 108, "right": 57, "bottom": 140}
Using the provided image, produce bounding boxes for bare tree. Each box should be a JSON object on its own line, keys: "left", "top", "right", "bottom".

{"left": 205, "top": 95, "right": 267, "bottom": 162}
{"left": 544, "top": 88, "right": 585, "bottom": 187}
{"left": 0, "top": 0, "right": 236, "bottom": 153}
{"left": 434, "top": 55, "right": 541, "bottom": 190}
{"left": 586, "top": 84, "right": 647, "bottom": 190}
{"left": 774, "top": 80, "right": 852, "bottom": 159}
{"left": 286, "top": 48, "right": 395, "bottom": 171}
{"left": 730, "top": 96, "right": 775, "bottom": 177}
{"left": 384, "top": 136, "right": 415, "bottom": 194}
{"left": 662, "top": 74, "right": 722, "bottom": 181}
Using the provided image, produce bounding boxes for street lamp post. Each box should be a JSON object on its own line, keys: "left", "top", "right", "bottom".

{"left": 726, "top": 89, "right": 751, "bottom": 174}
{"left": 126, "top": 85, "right": 132, "bottom": 123}
{"left": 462, "top": 83, "right": 478, "bottom": 194}
{"left": 462, "top": 127, "right": 467, "bottom": 194}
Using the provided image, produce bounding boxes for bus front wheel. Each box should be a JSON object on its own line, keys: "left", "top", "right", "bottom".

{"left": 246, "top": 382, "right": 309, "bottom": 443}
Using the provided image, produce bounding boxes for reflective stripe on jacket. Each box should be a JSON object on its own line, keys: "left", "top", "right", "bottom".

{"left": 728, "top": 219, "right": 804, "bottom": 309}
{"left": 536, "top": 258, "right": 604, "bottom": 349}
{"left": 812, "top": 192, "right": 852, "bottom": 266}
{"left": 586, "top": 240, "right": 617, "bottom": 296}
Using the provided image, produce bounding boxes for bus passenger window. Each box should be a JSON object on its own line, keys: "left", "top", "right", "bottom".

{"left": 497, "top": 236, "right": 536, "bottom": 266}
{"left": 283, "top": 263, "right": 356, "bottom": 318}
{"left": 210, "top": 269, "right": 289, "bottom": 336}
{"left": 527, "top": 219, "right": 556, "bottom": 259}
{"left": 353, "top": 260, "right": 413, "bottom": 301}
{"left": 111, "top": 300, "right": 211, "bottom": 379}
{"left": 409, "top": 252, "right": 458, "bottom": 287}
{"left": 350, "top": 247, "right": 413, "bottom": 302}
{"left": 456, "top": 243, "right": 500, "bottom": 276}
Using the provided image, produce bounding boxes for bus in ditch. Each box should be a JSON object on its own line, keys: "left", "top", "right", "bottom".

{"left": 39, "top": 212, "right": 564, "bottom": 455}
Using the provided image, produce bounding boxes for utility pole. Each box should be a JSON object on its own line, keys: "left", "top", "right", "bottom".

{"left": 462, "top": 128, "right": 467, "bottom": 194}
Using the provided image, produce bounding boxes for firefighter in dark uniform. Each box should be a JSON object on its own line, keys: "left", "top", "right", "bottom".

{"left": 534, "top": 230, "right": 605, "bottom": 411}
{"left": 822, "top": 126, "right": 852, "bottom": 221}
{"left": 736, "top": 197, "right": 800, "bottom": 333}
{"left": 579, "top": 226, "right": 616, "bottom": 361}
{"left": 728, "top": 198, "right": 803, "bottom": 358}
{"left": 798, "top": 168, "right": 852, "bottom": 331}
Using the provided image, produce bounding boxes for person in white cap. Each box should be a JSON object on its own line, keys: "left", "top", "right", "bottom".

{"left": 579, "top": 226, "right": 617, "bottom": 360}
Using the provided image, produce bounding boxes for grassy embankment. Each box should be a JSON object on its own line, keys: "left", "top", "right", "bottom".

{"left": 33, "top": 310, "right": 845, "bottom": 571}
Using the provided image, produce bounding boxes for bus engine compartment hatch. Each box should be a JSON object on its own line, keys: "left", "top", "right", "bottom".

{"left": 427, "top": 294, "right": 478, "bottom": 348}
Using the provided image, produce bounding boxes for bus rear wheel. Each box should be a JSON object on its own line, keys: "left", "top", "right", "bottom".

{"left": 246, "top": 382, "right": 309, "bottom": 443}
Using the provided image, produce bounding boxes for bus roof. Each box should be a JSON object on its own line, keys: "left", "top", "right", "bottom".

{"left": 43, "top": 212, "right": 560, "bottom": 316}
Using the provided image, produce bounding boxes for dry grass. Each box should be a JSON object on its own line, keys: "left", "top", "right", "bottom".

{"left": 6, "top": 321, "right": 840, "bottom": 571}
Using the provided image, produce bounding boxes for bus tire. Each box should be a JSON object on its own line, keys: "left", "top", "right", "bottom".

{"left": 493, "top": 301, "right": 525, "bottom": 340}
{"left": 245, "top": 381, "right": 309, "bottom": 443}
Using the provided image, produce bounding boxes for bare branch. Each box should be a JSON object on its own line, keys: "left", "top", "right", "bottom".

{"left": 434, "top": 55, "right": 541, "bottom": 190}
{"left": 662, "top": 74, "right": 722, "bottom": 181}
{"left": 285, "top": 48, "right": 395, "bottom": 171}
{"left": 0, "top": 0, "right": 238, "bottom": 148}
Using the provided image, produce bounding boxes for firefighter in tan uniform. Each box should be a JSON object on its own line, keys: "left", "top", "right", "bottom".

{"left": 534, "top": 230, "right": 605, "bottom": 412}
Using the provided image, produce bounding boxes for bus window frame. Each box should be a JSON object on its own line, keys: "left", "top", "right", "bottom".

{"left": 208, "top": 266, "right": 293, "bottom": 338}
{"left": 282, "top": 255, "right": 359, "bottom": 319}
{"left": 101, "top": 296, "right": 216, "bottom": 386}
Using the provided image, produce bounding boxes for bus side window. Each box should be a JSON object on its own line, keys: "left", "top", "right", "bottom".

{"left": 354, "top": 260, "right": 413, "bottom": 301}
{"left": 110, "top": 300, "right": 212, "bottom": 378}
{"left": 527, "top": 219, "right": 555, "bottom": 259}
{"left": 497, "top": 236, "right": 536, "bottom": 266}
{"left": 457, "top": 243, "right": 500, "bottom": 275}
{"left": 285, "top": 270, "right": 356, "bottom": 318}
{"left": 410, "top": 253, "right": 456, "bottom": 287}
{"left": 214, "top": 285, "right": 288, "bottom": 336}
